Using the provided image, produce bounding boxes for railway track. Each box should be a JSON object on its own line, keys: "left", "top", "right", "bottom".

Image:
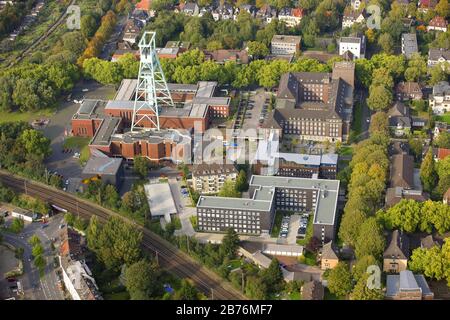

{"left": 0, "top": 171, "right": 246, "bottom": 300}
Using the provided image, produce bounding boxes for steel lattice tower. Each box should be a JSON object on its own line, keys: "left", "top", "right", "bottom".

{"left": 131, "top": 31, "right": 174, "bottom": 132}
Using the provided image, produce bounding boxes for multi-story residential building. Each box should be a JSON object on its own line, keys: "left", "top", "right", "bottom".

{"left": 338, "top": 35, "right": 366, "bottom": 59}
{"left": 428, "top": 48, "right": 450, "bottom": 67}
{"left": 253, "top": 130, "right": 338, "bottom": 178}
{"left": 401, "top": 33, "right": 418, "bottom": 59}
{"left": 263, "top": 61, "right": 355, "bottom": 142}
{"left": 271, "top": 35, "right": 301, "bottom": 56}
{"left": 386, "top": 270, "right": 434, "bottom": 300}
{"left": 383, "top": 230, "right": 410, "bottom": 273}
{"left": 197, "top": 175, "right": 340, "bottom": 244}
{"left": 192, "top": 163, "right": 238, "bottom": 194}
{"left": 278, "top": 7, "right": 303, "bottom": 27}
{"left": 429, "top": 81, "right": 450, "bottom": 114}
{"left": 427, "top": 16, "right": 448, "bottom": 32}
{"left": 59, "top": 227, "right": 103, "bottom": 300}
{"left": 395, "top": 81, "right": 423, "bottom": 101}
{"left": 342, "top": 8, "right": 365, "bottom": 29}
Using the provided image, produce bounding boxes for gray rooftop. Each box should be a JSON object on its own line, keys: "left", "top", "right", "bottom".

{"left": 82, "top": 156, "right": 123, "bottom": 175}
{"left": 115, "top": 79, "right": 137, "bottom": 101}
{"left": 386, "top": 271, "right": 433, "bottom": 298}
{"left": 197, "top": 195, "right": 274, "bottom": 211}
{"left": 249, "top": 175, "right": 340, "bottom": 225}
{"left": 402, "top": 33, "right": 418, "bottom": 59}
{"left": 144, "top": 183, "right": 177, "bottom": 219}
{"left": 90, "top": 117, "right": 121, "bottom": 146}
{"left": 196, "top": 81, "right": 217, "bottom": 98}
{"left": 271, "top": 34, "right": 301, "bottom": 44}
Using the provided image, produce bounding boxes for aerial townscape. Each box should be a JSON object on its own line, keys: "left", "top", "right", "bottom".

{"left": 0, "top": 0, "right": 449, "bottom": 303}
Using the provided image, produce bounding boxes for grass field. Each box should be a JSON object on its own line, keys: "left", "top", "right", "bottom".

{"left": 0, "top": 109, "right": 54, "bottom": 124}
{"left": 435, "top": 113, "right": 450, "bottom": 125}
{"left": 63, "top": 136, "right": 91, "bottom": 163}
{"left": 350, "top": 102, "right": 363, "bottom": 142}
{"left": 338, "top": 145, "right": 353, "bottom": 157}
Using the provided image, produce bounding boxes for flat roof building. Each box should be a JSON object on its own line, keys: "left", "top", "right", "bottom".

{"left": 401, "top": 33, "right": 419, "bottom": 59}
{"left": 144, "top": 183, "right": 177, "bottom": 223}
{"left": 81, "top": 156, "right": 124, "bottom": 188}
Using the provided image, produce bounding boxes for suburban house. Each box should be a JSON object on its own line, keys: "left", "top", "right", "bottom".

{"left": 433, "top": 121, "right": 450, "bottom": 139}
{"left": 135, "top": 0, "right": 155, "bottom": 18}
{"left": 180, "top": 2, "right": 200, "bottom": 16}
{"left": 278, "top": 7, "right": 303, "bottom": 27}
{"left": 427, "top": 48, "right": 450, "bottom": 68}
{"left": 351, "top": 0, "right": 365, "bottom": 10}
{"left": 427, "top": 16, "right": 448, "bottom": 32}
{"left": 320, "top": 241, "right": 339, "bottom": 270}
{"left": 301, "top": 280, "right": 324, "bottom": 300}
{"left": 111, "top": 41, "right": 139, "bottom": 62}
{"left": 420, "top": 234, "right": 440, "bottom": 249}
{"left": 395, "top": 82, "right": 423, "bottom": 101}
{"left": 256, "top": 4, "right": 277, "bottom": 24}
{"left": 401, "top": 33, "right": 419, "bottom": 59}
{"left": 386, "top": 270, "right": 434, "bottom": 300}
{"left": 270, "top": 34, "right": 301, "bottom": 56}
{"left": 443, "top": 188, "right": 450, "bottom": 205}
{"left": 388, "top": 102, "right": 411, "bottom": 136}
{"left": 429, "top": 81, "right": 450, "bottom": 114}
{"left": 418, "top": 0, "right": 437, "bottom": 12}
{"left": 203, "top": 49, "right": 249, "bottom": 64}
{"left": 122, "top": 19, "right": 143, "bottom": 45}
{"left": 342, "top": 7, "right": 365, "bottom": 29}
{"left": 191, "top": 163, "right": 238, "bottom": 194}
{"left": 338, "top": 35, "right": 366, "bottom": 60}
{"left": 383, "top": 230, "right": 410, "bottom": 273}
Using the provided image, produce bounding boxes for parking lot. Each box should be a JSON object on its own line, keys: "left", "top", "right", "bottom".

{"left": 241, "top": 91, "right": 270, "bottom": 132}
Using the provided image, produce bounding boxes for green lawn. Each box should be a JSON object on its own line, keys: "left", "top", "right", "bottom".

{"left": 338, "top": 145, "right": 353, "bottom": 157}
{"left": 0, "top": 109, "right": 54, "bottom": 124}
{"left": 270, "top": 211, "right": 284, "bottom": 237}
{"left": 350, "top": 102, "right": 363, "bottom": 142}
{"left": 289, "top": 290, "right": 302, "bottom": 300}
{"left": 435, "top": 113, "right": 450, "bottom": 125}
{"left": 226, "top": 259, "right": 242, "bottom": 270}
{"left": 303, "top": 251, "right": 317, "bottom": 266}
{"left": 63, "top": 136, "right": 91, "bottom": 164}
{"left": 189, "top": 215, "right": 197, "bottom": 230}
{"left": 172, "top": 216, "right": 182, "bottom": 230}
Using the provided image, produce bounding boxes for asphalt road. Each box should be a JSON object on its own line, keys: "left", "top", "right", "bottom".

{"left": 2, "top": 215, "right": 65, "bottom": 300}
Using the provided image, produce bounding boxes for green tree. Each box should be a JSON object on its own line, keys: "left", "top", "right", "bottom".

{"left": 235, "top": 170, "right": 248, "bottom": 192}
{"left": 28, "top": 235, "right": 41, "bottom": 247}
{"left": 64, "top": 212, "right": 75, "bottom": 226}
{"left": 32, "top": 244, "right": 44, "bottom": 257}
{"left": 133, "top": 156, "right": 150, "bottom": 179}
{"left": 378, "top": 33, "right": 394, "bottom": 54}
{"left": 0, "top": 77, "right": 13, "bottom": 112}
{"left": 338, "top": 208, "right": 367, "bottom": 246}
{"left": 245, "top": 275, "right": 267, "bottom": 299}
{"left": 81, "top": 15, "right": 98, "bottom": 39}
{"left": 352, "top": 255, "right": 379, "bottom": 282}
{"left": 247, "top": 41, "right": 269, "bottom": 59}
{"left": 435, "top": 0, "right": 450, "bottom": 18}
{"left": 19, "top": 129, "right": 51, "bottom": 160}
{"left": 261, "top": 258, "right": 285, "bottom": 294}
{"left": 104, "top": 184, "right": 120, "bottom": 209}
{"left": 369, "top": 112, "right": 390, "bottom": 136}
{"left": 125, "top": 259, "right": 162, "bottom": 300}
{"left": 326, "top": 262, "right": 353, "bottom": 298}
{"left": 350, "top": 274, "right": 384, "bottom": 300}
{"left": 174, "top": 279, "right": 199, "bottom": 300}
{"left": 404, "top": 53, "right": 427, "bottom": 82}
{"left": 435, "top": 131, "right": 450, "bottom": 149}
{"left": 367, "top": 85, "right": 392, "bottom": 111}
{"left": 218, "top": 179, "right": 241, "bottom": 198}
{"left": 420, "top": 149, "right": 437, "bottom": 193}
{"left": 86, "top": 215, "right": 102, "bottom": 253}
{"left": 33, "top": 254, "right": 46, "bottom": 276}
{"left": 354, "top": 217, "right": 385, "bottom": 259}
{"left": 10, "top": 218, "right": 24, "bottom": 233}
{"left": 429, "top": 64, "right": 447, "bottom": 85}
{"left": 220, "top": 228, "right": 240, "bottom": 259}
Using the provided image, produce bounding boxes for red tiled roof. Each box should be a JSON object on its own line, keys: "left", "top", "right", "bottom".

{"left": 429, "top": 16, "right": 448, "bottom": 28}
{"left": 292, "top": 8, "right": 304, "bottom": 18}
{"left": 438, "top": 148, "right": 450, "bottom": 160}
{"left": 136, "top": 0, "right": 152, "bottom": 11}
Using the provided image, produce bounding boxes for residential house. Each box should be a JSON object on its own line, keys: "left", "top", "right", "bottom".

{"left": 433, "top": 121, "right": 450, "bottom": 139}
{"left": 301, "top": 280, "right": 324, "bottom": 300}
{"left": 383, "top": 230, "right": 410, "bottom": 273}
{"left": 239, "top": 4, "right": 257, "bottom": 17}
{"left": 191, "top": 163, "right": 238, "bottom": 194}
{"left": 122, "top": 19, "right": 143, "bottom": 45}
{"left": 443, "top": 188, "right": 450, "bottom": 205}
{"left": 386, "top": 270, "right": 434, "bottom": 300}
{"left": 256, "top": 4, "right": 277, "bottom": 24}
{"left": 338, "top": 35, "right": 366, "bottom": 60}
{"left": 427, "top": 48, "right": 450, "bottom": 68}
{"left": 264, "top": 61, "right": 355, "bottom": 142}
{"left": 212, "top": 4, "right": 235, "bottom": 21}
{"left": 278, "top": 7, "right": 303, "bottom": 27}
{"left": 156, "top": 41, "right": 190, "bottom": 59}
{"left": 385, "top": 187, "right": 429, "bottom": 207}
{"left": 342, "top": 7, "right": 366, "bottom": 29}
{"left": 181, "top": 2, "right": 199, "bottom": 16}
{"left": 203, "top": 49, "right": 249, "bottom": 64}
{"left": 429, "top": 81, "right": 450, "bottom": 114}
{"left": 437, "top": 147, "right": 450, "bottom": 160}
{"left": 388, "top": 102, "right": 411, "bottom": 136}
{"left": 351, "top": 0, "right": 365, "bottom": 10}
{"left": 271, "top": 35, "right": 301, "bottom": 56}
{"left": 401, "top": 33, "right": 419, "bottom": 59}
{"left": 420, "top": 235, "right": 440, "bottom": 249}
{"left": 134, "top": 0, "right": 155, "bottom": 18}
{"left": 395, "top": 82, "right": 423, "bottom": 101}
{"left": 320, "top": 241, "right": 339, "bottom": 270}
{"left": 111, "top": 42, "right": 140, "bottom": 62}
{"left": 418, "top": 0, "right": 437, "bottom": 12}
{"left": 427, "top": 16, "right": 448, "bottom": 32}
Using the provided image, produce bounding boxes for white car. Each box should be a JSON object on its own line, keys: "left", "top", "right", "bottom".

{"left": 366, "top": 118, "right": 370, "bottom": 123}
{"left": 73, "top": 152, "right": 80, "bottom": 159}
{"left": 82, "top": 88, "right": 89, "bottom": 92}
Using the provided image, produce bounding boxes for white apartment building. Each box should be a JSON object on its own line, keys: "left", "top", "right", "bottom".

{"left": 339, "top": 35, "right": 366, "bottom": 60}
{"left": 271, "top": 35, "right": 301, "bottom": 56}
{"left": 192, "top": 163, "right": 238, "bottom": 194}
{"left": 429, "top": 81, "right": 450, "bottom": 114}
